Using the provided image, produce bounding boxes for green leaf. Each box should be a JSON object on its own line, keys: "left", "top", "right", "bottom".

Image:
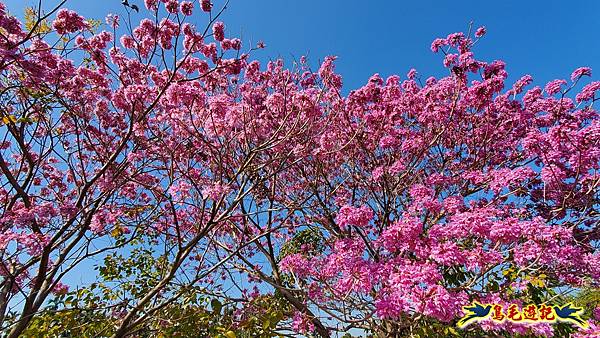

{"left": 211, "top": 299, "right": 222, "bottom": 314}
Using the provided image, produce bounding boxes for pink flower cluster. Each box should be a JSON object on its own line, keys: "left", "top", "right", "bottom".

{"left": 213, "top": 21, "right": 225, "bottom": 41}
{"left": 275, "top": 26, "right": 600, "bottom": 334}
{"left": 201, "top": 0, "right": 212, "bottom": 12}
{"left": 335, "top": 205, "right": 373, "bottom": 230}
{"left": 52, "top": 9, "right": 89, "bottom": 35}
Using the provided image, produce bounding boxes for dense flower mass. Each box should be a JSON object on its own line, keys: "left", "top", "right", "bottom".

{"left": 271, "top": 28, "right": 599, "bottom": 338}
{"left": 0, "top": 1, "right": 598, "bottom": 338}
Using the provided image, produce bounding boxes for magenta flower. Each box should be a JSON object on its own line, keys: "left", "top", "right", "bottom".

{"left": 571, "top": 67, "right": 592, "bottom": 81}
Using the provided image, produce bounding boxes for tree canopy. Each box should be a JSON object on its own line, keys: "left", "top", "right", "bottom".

{"left": 0, "top": 1, "right": 599, "bottom": 337}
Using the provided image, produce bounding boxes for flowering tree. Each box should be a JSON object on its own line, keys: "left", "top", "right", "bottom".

{"left": 0, "top": 0, "right": 327, "bottom": 336}
{"left": 270, "top": 30, "right": 600, "bottom": 337}
{"left": 0, "top": 1, "right": 598, "bottom": 338}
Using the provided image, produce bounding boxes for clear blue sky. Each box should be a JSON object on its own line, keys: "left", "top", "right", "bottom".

{"left": 4, "top": 0, "right": 600, "bottom": 93}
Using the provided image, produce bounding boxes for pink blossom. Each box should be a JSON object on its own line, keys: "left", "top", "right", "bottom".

{"left": 443, "top": 53, "right": 458, "bottom": 67}
{"left": 379, "top": 135, "right": 398, "bottom": 149}
{"left": 280, "top": 253, "right": 312, "bottom": 278}
{"left": 165, "top": 0, "right": 179, "bottom": 14}
{"left": 180, "top": 1, "right": 193, "bottom": 15}
{"left": 379, "top": 216, "right": 422, "bottom": 253}
{"left": 52, "top": 9, "right": 89, "bottom": 35}
{"left": 375, "top": 295, "right": 407, "bottom": 319}
{"left": 544, "top": 79, "right": 567, "bottom": 95}
{"left": 105, "top": 14, "right": 119, "bottom": 29}
{"left": 120, "top": 35, "right": 135, "bottom": 49}
{"left": 575, "top": 81, "right": 600, "bottom": 102}
{"left": 371, "top": 166, "right": 385, "bottom": 181}
{"left": 52, "top": 282, "right": 69, "bottom": 296}
{"left": 571, "top": 67, "right": 592, "bottom": 81}
{"left": 475, "top": 26, "right": 486, "bottom": 38}
{"left": 291, "top": 312, "right": 315, "bottom": 334}
{"left": 407, "top": 68, "right": 417, "bottom": 80}
{"left": 230, "top": 38, "right": 241, "bottom": 50}
{"left": 388, "top": 160, "right": 405, "bottom": 175}
{"left": 430, "top": 38, "right": 446, "bottom": 52}
{"left": 201, "top": 0, "right": 212, "bottom": 12}
{"left": 511, "top": 74, "right": 533, "bottom": 94}
{"left": 145, "top": 0, "right": 159, "bottom": 10}
{"left": 573, "top": 322, "right": 600, "bottom": 338}
{"left": 213, "top": 21, "right": 225, "bottom": 41}
{"left": 442, "top": 195, "right": 464, "bottom": 213}
{"left": 335, "top": 205, "right": 373, "bottom": 230}
{"left": 221, "top": 38, "right": 233, "bottom": 50}
{"left": 318, "top": 56, "right": 342, "bottom": 90}
{"left": 201, "top": 182, "right": 231, "bottom": 200}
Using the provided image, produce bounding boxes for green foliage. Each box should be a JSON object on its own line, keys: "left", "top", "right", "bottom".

{"left": 23, "top": 7, "right": 51, "bottom": 35}
{"left": 234, "top": 294, "right": 291, "bottom": 338}
{"left": 278, "top": 227, "right": 325, "bottom": 261}
{"left": 19, "top": 246, "right": 291, "bottom": 337}
{"left": 570, "top": 287, "right": 600, "bottom": 319}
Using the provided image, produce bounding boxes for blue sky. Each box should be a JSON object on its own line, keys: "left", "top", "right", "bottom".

{"left": 4, "top": 0, "right": 600, "bottom": 92}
